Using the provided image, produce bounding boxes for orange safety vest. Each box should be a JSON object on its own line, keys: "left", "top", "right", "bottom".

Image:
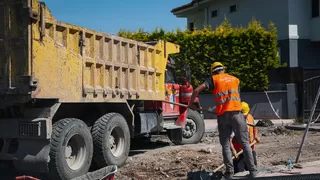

{"left": 232, "top": 114, "right": 255, "bottom": 151}
{"left": 212, "top": 74, "right": 242, "bottom": 116}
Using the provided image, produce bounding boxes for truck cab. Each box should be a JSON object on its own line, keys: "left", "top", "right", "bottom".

{"left": 163, "top": 55, "right": 205, "bottom": 145}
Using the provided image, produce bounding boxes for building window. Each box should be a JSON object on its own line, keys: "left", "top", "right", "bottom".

{"left": 312, "top": 0, "right": 319, "bottom": 18}
{"left": 229, "top": 5, "right": 237, "bottom": 13}
{"left": 211, "top": 10, "right": 218, "bottom": 17}
{"left": 189, "top": 22, "right": 194, "bottom": 31}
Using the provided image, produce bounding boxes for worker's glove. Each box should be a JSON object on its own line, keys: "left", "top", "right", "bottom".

{"left": 232, "top": 150, "right": 238, "bottom": 159}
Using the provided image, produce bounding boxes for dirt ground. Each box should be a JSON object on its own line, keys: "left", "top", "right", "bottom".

{"left": 116, "top": 126, "right": 320, "bottom": 180}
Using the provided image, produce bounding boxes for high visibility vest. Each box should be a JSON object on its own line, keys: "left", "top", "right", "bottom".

{"left": 212, "top": 74, "right": 242, "bottom": 116}
{"left": 232, "top": 114, "right": 255, "bottom": 151}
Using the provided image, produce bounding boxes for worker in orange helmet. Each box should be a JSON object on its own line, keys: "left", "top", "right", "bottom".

{"left": 188, "top": 62, "right": 258, "bottom": 179}
{"left": 230, "top": 102, "right": 260, "bottom": 174}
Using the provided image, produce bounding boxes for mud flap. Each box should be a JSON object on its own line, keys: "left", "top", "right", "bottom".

{"left": 167, "top": 128, "right": 183, "bottom": 143}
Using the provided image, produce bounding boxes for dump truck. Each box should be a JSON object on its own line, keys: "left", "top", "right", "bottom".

{"left": 0, "top": 0, "right": 205, "bottom": 179}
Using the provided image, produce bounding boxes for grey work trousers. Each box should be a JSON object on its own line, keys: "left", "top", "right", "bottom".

{"left": 217, "top": 111, "right": 257, "bottom": 173}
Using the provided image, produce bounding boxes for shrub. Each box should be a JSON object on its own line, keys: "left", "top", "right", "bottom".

{"left": 118, "top": 19, "right": 284, "bottom": 92}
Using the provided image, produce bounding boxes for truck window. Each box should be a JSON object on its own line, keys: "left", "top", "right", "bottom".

{"left": 165, "top": 66, "right": 177, "bottom": 84}
{"left": 165, "top": 56, "right": 177, "bottom": 83}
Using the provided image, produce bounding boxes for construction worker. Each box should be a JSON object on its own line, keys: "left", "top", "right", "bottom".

{"left": 230, "top": 102, "right": 260, "bottom": 174}
{"left": 188, "top": 62, "right": 257, "bottom": 179}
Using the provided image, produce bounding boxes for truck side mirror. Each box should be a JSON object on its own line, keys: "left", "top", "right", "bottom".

{"left": 185, "top": 64, "right": 191, "bottom": 82}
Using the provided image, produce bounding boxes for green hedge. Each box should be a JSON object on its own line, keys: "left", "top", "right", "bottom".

{"left": 118, "top": 19, "right": 285, "bottom": 92}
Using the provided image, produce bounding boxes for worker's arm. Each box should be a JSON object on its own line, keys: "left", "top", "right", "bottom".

{"left": 188, "top": 77, "right": 213, "bottom": 109}
{"left": 229, "top": 133, "right": 238, "bottom": 158}
{"left": 188, "top": 83, "right": 206, "bottom": 109}
{"left": 230, "top": 137, "right": 236, "bottom": 152}
{"left": 253, "top": 126, "right": 260, "bottom": 143}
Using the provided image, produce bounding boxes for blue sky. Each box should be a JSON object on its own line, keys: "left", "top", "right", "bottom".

{"left": 43, "top": 0, "right": 189, "bottom": 34}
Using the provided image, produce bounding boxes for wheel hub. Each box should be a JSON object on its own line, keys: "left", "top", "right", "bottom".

{"left": 183, "top": 118, "right": 197, "bottom": 139}
{"left": 109, "top": 127, "right": 125, "bottom": 157}
{"left": 65, "top": 146, "right": 72, "bottom": 158}
{"left": 65, "top": 134, "right": 87, "bottom": 170}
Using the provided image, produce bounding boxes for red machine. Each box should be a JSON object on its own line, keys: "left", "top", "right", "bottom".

{"left": 161, "top": 56, "right": 204, "bottom": 145}
{"left": 16, "top": 176, "right": 40, "bottom": 180}
{"left": 143, "top": 55, "right": 204, "bottom": 144}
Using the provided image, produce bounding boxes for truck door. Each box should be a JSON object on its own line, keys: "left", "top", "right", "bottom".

{"left": 163, "top": 58, "right": 180, "bottom": 116}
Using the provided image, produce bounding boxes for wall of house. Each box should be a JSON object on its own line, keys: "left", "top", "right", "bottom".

{"left": 311, "top": 17, "right": 320, "bottom": 41}
{"left": 284, "top": 0, "right": 320, "bottom": 68}
{"left": 298, "top": 40, "right": 320, "bottom": 67}
{"left": 188, "top": 0, "right": 320, "bottom": 67}
{"left": 187, "top": 11, "right": 205, "bottom": 30}
{"left": 285, "top": 0, "right": 318, "bottom": 68}
{"left": 278, "top": 38, "right": 320, "bottom": 68}
{"left": 288, "top": 0, "right": 311, "bottom": 39}
{"left": 206, "top": 0, "right": 289, "bottom": 39}
{"left": 183, "top": 0, "right": 313, "bottom": 40}
{"left": 180, "top": 0, "right": 320, "bottom": 67}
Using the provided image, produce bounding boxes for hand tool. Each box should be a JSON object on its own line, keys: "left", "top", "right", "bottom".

{"left": 162, "top": 100, "right": 256, "bottom": 127}
{"left": 213, "top": 141, "right": 257, "bottom": 173}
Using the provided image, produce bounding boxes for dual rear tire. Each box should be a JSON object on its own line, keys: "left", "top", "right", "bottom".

{"left": 48, "top": 111, "right": 204, "bottom": 179}
{"left": 91, "top": 113, "right": 131, "bottom": 167}
{"left": 48, "top": 113, "right": 130, "bottom": 180}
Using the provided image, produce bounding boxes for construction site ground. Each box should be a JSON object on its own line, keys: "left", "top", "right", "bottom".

{"left": 116, "top": 125, "right": 320, "bottom": 180}
{"left": 1, "top": 124, "right": 320, "bottom": 179}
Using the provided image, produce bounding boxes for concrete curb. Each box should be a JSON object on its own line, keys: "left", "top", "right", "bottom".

{"left": 285, "top": 124, "right": 320, "bottom": 132}
{"left": 204, "top": 119, "right": 295, "bottom": 133}
{"left": 234, "top": 160, "right": 320, "bottom": 177}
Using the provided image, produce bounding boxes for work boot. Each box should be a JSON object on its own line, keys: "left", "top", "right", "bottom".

{"left": 249, "top": 170, "right": 258, "bottom": 178}
{"left": 223, "top": 172, "right": 234, "bottom": 180}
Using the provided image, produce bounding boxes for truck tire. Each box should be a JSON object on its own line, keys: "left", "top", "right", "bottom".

{"left": 169, "top": 110, "right": 205, "bottom": 145}
{"left": 92, "top": 113, "right": 130, "bottom": 168}
{"left": 49, "top": 118, "right": 93, "bottom": 180}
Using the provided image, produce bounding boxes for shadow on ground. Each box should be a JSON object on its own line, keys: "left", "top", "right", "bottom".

{"left": 187, "top": 170, "right": 224, "bottom": 180}
{"left": 129, "top": 137, "right": 171, "bottom": 156}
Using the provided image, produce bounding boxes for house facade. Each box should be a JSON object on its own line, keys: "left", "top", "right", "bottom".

{"left": 171, "top": 0, "right": 320, "bottom": 68}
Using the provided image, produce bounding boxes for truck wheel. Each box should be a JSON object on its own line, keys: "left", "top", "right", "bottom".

{"left": 170, "top": 110, "right": 205, "bottom": 145}
{"left": 49, "top": 118, "right": 93, "bottom": 180}
{"left": 92, "top": 113, "right": 130, "bottom": 168}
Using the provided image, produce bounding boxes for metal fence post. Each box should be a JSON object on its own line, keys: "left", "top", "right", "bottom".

{"left": 295, "top": 85, "right": 320, "bottom": 163}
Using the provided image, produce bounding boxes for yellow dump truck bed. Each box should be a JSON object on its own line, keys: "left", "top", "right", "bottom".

{"left": 0, "top": 0, "right": 180, "bottom": 105}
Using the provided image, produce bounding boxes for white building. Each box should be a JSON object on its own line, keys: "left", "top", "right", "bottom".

{"left": 171, "top": 0, "right": 320, "bottom": 68}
